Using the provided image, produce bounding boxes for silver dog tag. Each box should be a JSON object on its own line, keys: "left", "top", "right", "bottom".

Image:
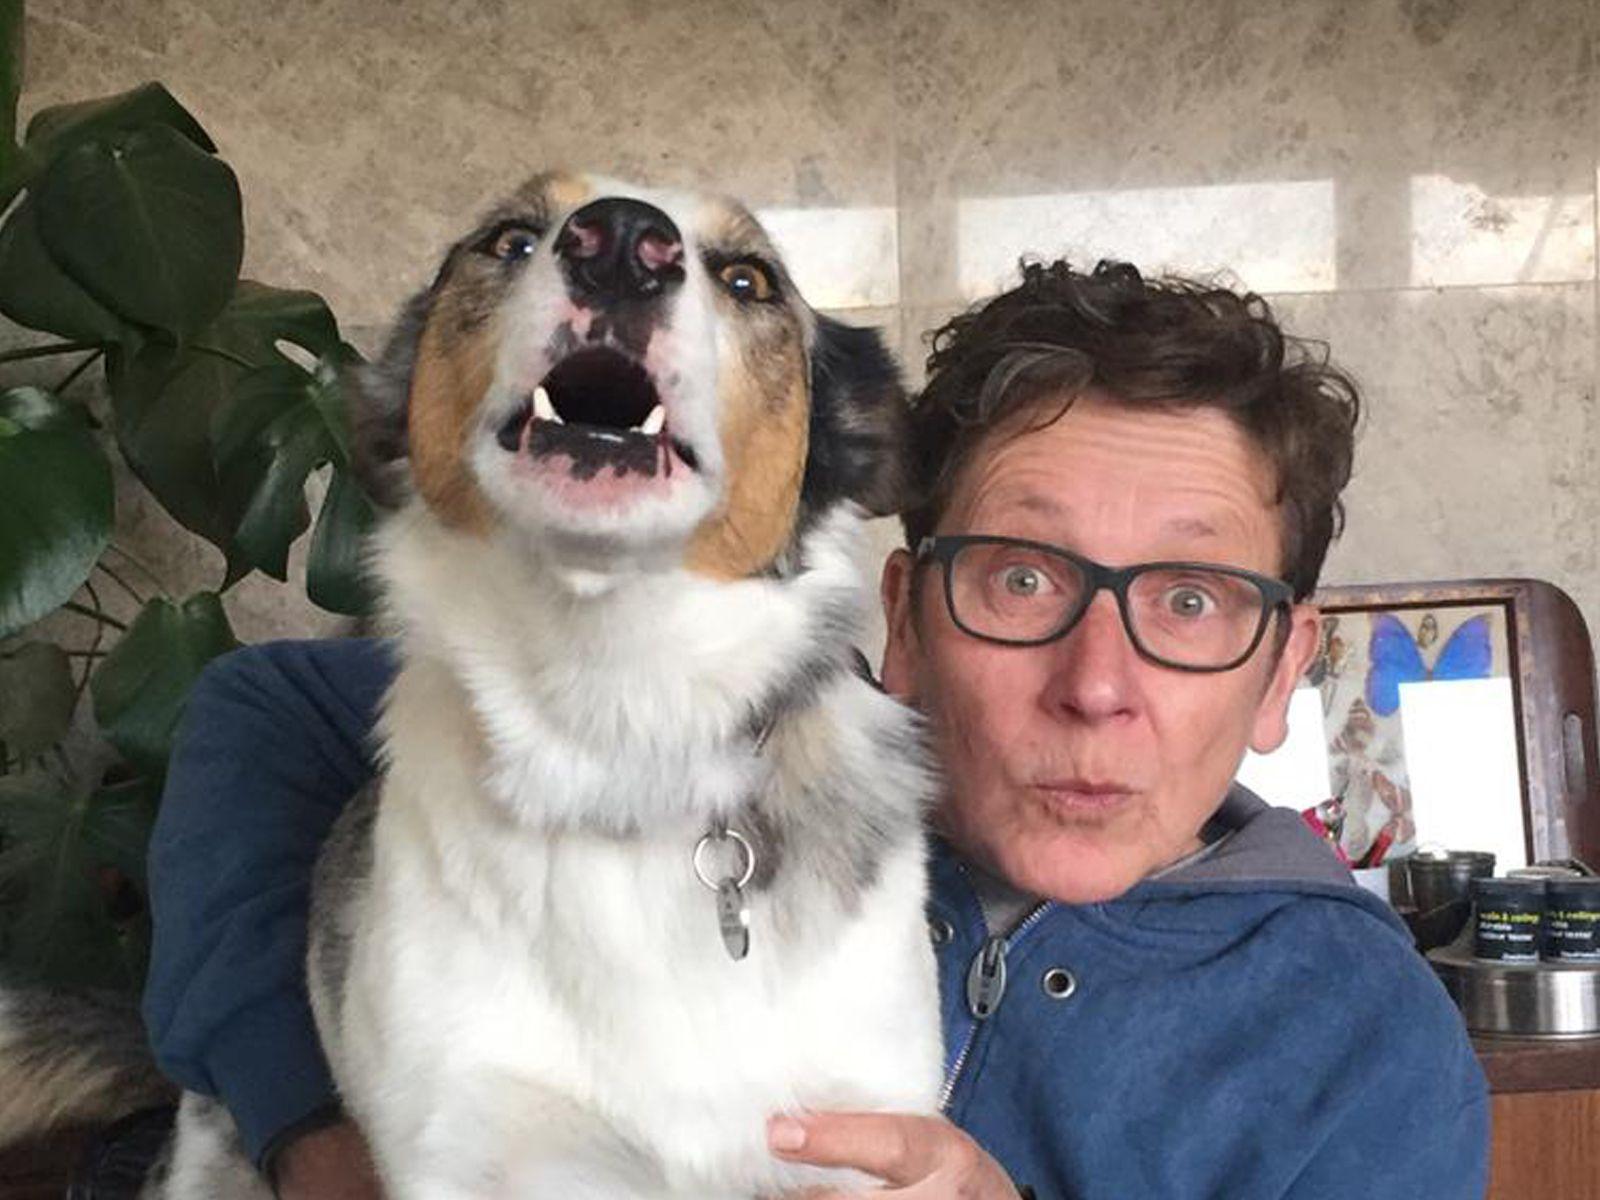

{"left": 716, "top": 879, "right": 750, "bottom": 961}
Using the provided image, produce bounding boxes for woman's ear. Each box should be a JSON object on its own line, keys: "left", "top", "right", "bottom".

{"left": 1250, "top": 604, "right": 1320, "bottom": 754}
{"left": 879, "top": 547, "right": 921, "bottom": 703}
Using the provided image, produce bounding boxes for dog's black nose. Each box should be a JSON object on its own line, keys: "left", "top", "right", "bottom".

{"left": 555, "top": 198, "right": 685, "bottom": 301}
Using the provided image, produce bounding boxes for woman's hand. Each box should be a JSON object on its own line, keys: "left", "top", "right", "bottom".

{"left": 768, "top": 1110, "right": 1025, "bottom": 1198}
{"left": 272, "top": 1119, "right": 384, "bottom": 1200}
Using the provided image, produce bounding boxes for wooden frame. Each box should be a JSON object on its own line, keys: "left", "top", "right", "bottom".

{"left": 1313, "top": 578, "right": 1600, "bottom": 867}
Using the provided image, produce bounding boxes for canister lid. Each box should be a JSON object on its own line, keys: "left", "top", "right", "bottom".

{"left": 1411, "top": 850, "right": 1496, "bottom": 874}
{"left": 1546, "top": 877, "right": 1600, "bottom": 903}
{"left": 1507, "top": 865, "right": 1585, "bottom": 880}
{"left": 1473, "top": 875, "right": 1546, "bottom": 899}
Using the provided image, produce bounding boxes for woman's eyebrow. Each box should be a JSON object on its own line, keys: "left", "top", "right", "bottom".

{"left": 1159, "top": 515, "right": 1223, "bottom": 541}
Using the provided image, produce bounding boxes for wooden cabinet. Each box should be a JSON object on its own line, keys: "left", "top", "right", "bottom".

{"left": 1478, "top": 1038, "right": 1600, "bottom": 1199}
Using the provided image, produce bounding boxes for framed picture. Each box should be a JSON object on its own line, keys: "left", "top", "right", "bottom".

{"left": 1237, "top": 579, "right": 1600, "bottom": 869}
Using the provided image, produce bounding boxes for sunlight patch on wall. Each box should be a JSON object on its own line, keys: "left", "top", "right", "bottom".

{"left": 956, "top": 180, "right": 1338, "bottom": 299}
{"left": 755, "top": 205, "right": 900, "bottom": 310}
{"left": 1409, "top": 174, "right": 1592, "bottom": 287}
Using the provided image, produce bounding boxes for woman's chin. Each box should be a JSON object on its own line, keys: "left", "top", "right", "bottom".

{"left": 998, "top": 833, "right": 1152, "bottom": 905}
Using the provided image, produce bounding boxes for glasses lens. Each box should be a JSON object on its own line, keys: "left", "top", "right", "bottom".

{"left": 947, "top": 541, "right": 1086, "bottom": 643}
{"left": 1125, "top": 567, "right": 1269, "bottom": 667}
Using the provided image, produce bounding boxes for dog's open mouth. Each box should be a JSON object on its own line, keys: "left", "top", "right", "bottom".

{"left": 495, "top": 347, "right": 699, "bottom": 480}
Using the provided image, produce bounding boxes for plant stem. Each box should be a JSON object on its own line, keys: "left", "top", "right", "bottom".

{"left": 74, "top": 583, "right": 109, "bottom": 700}
{"left": 188, "top": 342, "right": 255, "bottom": 371}
{"left": 95, "top": 777, "right": 149, "bottom": 795}
{"left": 53, "top": 349, "right": 105, "bottom": 395}
{"left": 105, "top": 544, "right": 169, "bottom": 596}
{"left": 93, "top": 561, "right": 146, "bottom": 608}
{"left": 0, "top": 341, "right": 98, "bottom": 364}
{"left": 62, "top": 601, "right": 127, "bottom": 631}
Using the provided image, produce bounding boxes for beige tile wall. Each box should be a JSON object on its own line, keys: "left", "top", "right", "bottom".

{"left": 17, "top": 0, "right": 1600, "bottom": 652}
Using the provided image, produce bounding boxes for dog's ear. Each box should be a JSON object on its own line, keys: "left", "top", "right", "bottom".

{"left": 801, "top": 315, "right": 907, "bottom": 519}
{"left": 347, "top": 287, "right": 435, "bottom": 510}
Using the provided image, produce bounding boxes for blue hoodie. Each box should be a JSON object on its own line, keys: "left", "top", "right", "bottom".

{"left": 144, "top": 639, "right": 1488, "bottom": 1197}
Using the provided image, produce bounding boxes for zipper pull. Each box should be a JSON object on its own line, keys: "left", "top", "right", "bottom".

{"left": 965, "top": 934, "right": 1009, "bottom": 1020}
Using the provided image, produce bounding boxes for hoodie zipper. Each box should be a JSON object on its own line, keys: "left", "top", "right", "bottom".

{"left": 937, "top": 899, "right": 1054, "bottom": 1112}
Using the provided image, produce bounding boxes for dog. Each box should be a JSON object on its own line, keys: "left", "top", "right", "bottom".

{"left": 0, "top": 172, "right": 944, "bottom": 1198}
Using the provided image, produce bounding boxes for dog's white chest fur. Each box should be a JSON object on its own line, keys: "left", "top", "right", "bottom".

{"left": 321, "top": 507, "right": 943, "bottom": 1199}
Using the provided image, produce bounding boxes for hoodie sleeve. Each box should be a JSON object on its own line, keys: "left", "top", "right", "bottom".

{"left": 141, "top": 638, "right": 394, "bottom": 1168}
{"left": 1283, "top": 1050, "right": 1489, "bottom": 1197}
{"left": 1284, "top": 1037, "right": 1489, "bottom": 1198}
{"left": 1277, "top": 908, "right": 1490, "bottom": 1200}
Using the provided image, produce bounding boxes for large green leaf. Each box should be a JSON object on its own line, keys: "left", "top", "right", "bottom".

{"left": 23, "top": 81, "right": 214, "bottom": 159}
{"left": 0, "top": 776, "right": 155, "bottom": 991}
{"left": 2, "top": 81, "right": 213, "bottom": 210}
{"left": 0, "top": 193, "right": 129, "bottom": 343}
{"left": 307, "top": 342, "right": 364, "bottom": 465}
{"left": 106, "top": 339, "right": 258, "bottom": 556}
{"left": 0, "top": 0, "right": 20, "bottom": 189}
{"left": 219, "top": 374, "right": 322, "bottom": 581}
{"left": 307, "top": 467, "right": 378, "bottom": 616}
{"left": 210, "top": 362, "right": 304, "bottom": 468}
{"left": 0, "top": 387, "right": 114, "bottom": 638}
{"left": 104, "top": 283, "right": 351, "bottom": 578}
{"left": 90, "top": 592, "right": 237, "bottom": 774}
{"left": 35, "top": 124, "right": 242, "bottom": 342}
{"left": 0, "top": 642, "right": 76, "bottom": 761}
{"left": 222, "top": 281, "right": 345, "bottom": 362}
{"left": 213, "top": 350, "right": 362, "bottom": 582}
{"left": 77, "top": 777, "right": 160, "bottom": 894}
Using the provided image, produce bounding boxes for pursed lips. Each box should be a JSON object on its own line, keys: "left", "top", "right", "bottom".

{"left": 1027, "top": 778, "right": 1139, "bottom": 816}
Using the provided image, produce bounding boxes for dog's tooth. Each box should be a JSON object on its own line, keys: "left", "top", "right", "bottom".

{"left": 533, "top": 386, "right": 559, "bottom": 424}
{"left": 639, "top": 406, "right": 665, "bottom": 436}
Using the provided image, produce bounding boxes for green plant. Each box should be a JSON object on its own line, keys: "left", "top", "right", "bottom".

{"left": 0, "top": 10, "right": 373, "bottom": 991}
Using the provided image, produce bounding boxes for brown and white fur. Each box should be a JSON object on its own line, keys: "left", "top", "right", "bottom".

{"left": 0, "top": 173, "right": 943, "bottom": 1198}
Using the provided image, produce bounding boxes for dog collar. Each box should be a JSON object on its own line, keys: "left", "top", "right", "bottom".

{"left": 693, "top": 824, "right": 756, "bottom": 960}
{"left": 691, "top": 716, "right": 776, "bottom": 961}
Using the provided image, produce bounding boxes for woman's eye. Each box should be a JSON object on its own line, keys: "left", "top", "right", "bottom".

{"left": 718, "top": 261, "right": 774, "bottom": 301}
{"left": 491, "top": 227, "right": 540, "bottom": 262}
{"left": 1164, "top": 586, "right": 1214, "bottom": 618}
{"left": 1000, "top": 566, "right": 1045, "bottom": 597}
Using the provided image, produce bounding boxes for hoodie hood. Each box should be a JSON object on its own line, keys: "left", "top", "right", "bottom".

{"left": 1169, "top": 784, "right": 1355, "bottom": 887}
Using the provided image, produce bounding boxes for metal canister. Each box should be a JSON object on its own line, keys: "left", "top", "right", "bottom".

{"left": 1544, "top": 878, "right": 1600, "bottom": 962}
{"left": 1408, "top": 850, "right": 1496, "bottom": 913}
{"left": 1473, "top": 877, "right": 1545, "bottom": 963}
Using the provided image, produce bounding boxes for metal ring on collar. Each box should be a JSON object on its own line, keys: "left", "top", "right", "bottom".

{"left": 693, "top": 827, "right": 755, "bottom": 891}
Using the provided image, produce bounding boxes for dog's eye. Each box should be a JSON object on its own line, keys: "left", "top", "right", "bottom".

{"left": 717, "top": 261, "right": 775, "bottom": 302}
{"left": 490, "top": 226, "right": 541, "bottom": 262}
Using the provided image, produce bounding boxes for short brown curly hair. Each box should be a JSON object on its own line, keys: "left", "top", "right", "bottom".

{"left": 903, "top": 259, "right": 1361, "bottom": 600}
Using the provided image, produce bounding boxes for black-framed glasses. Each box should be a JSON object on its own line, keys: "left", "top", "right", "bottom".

{"left": 916, "top": 535, "right": 1294, "bottom": 673}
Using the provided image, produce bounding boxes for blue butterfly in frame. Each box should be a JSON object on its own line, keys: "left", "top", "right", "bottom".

{"left": 1364, "top": 612, "right": 1494, "bottom": 718}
